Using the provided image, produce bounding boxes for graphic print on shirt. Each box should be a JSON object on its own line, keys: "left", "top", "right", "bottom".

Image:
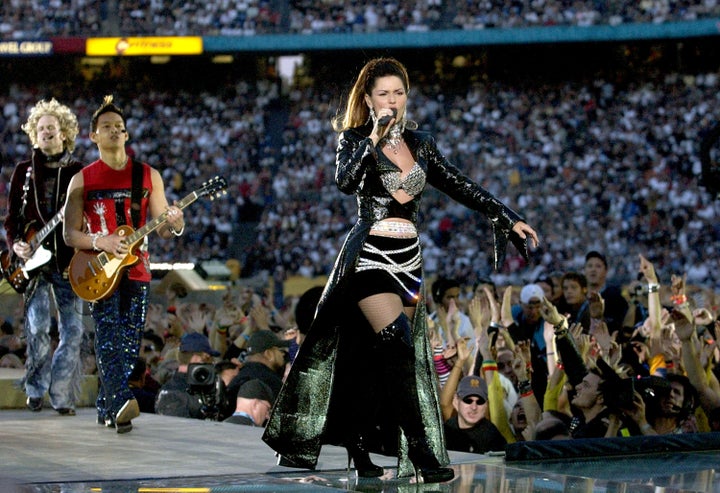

{"left": 93, "top": 202, "right": 109, "bottom": 236}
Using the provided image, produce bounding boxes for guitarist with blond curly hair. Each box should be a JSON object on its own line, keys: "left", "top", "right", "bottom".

{"left": 2, "top": 98, "right": 85, "bottom": 416}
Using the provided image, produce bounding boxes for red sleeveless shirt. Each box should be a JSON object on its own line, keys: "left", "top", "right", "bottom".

{"left": 82, "top": 159, "right": 152, "bottom": 282}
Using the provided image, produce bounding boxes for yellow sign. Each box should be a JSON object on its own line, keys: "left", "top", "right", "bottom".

{"left": 86, "top": 37, "right": 202, "bottom": 56}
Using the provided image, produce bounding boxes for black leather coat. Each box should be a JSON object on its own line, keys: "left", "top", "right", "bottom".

{"left": 4, "top": 150, "right": 83, "bottom": 273}
{"left": 263, "top": 124, "right": 525, "bottom": 475}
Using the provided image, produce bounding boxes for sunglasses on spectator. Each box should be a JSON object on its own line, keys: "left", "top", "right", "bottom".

{"left": 461, "top": 396, "right": 486, "bottom": 405}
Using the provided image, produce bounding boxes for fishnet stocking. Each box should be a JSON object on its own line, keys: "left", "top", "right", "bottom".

{"left": 358, "top": 292, "right": 416, "bottom": 333}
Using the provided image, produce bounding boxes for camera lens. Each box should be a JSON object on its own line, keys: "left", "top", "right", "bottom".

{"left": 193, "top": 367, "right": 211, "bottom": 384}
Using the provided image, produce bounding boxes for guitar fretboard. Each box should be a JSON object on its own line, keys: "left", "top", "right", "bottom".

{"left": 29, "top": 210, "right": 64, "bottom": 251}
{"left": 124, "top": 192, "right": 200, "bottom": 245}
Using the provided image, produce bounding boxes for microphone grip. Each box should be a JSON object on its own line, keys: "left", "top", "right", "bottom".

{"left": 377, "top": 108, "right": 397, "bottom": 127}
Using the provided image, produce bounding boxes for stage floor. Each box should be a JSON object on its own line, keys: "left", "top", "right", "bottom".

{"left": 2, "top": 408, "right": 720, "bottom": 493}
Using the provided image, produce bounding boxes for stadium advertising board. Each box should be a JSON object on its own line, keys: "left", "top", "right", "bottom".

{"left": 86, "top": 37, "right": 202, "bottom": 56}
{"left": 0, "top": 40, "right": 53, "bottom": 56}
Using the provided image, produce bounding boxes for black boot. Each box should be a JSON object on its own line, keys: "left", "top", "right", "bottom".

{"left": 377, "top": 312, "right": 454, "bottom": 484}
{"left": 346, "top": 433, "right": 384, "bottom": 477}
{"left": 406, "top": 436, "right": 455, "bottom": 483}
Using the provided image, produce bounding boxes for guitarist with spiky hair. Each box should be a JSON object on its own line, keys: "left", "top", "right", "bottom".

{"left": 64, "top": 95, "right": 186, "bottom": 434}
{"left": 2, "top": 98, "right": 85, "bottom": 416}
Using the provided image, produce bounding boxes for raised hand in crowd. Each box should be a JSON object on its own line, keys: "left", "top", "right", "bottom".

{"left": 469, "top": 297, "right": 493, "bottom": 365}
{"left": 588, "top": 319, "right": 614, "bottom": 359}
{"left": 183, "top": 303, "right": 210, "bottom": 334}
{"left": 144, "top": 303, "right": 165, "bottom": 332}
{"left": 214, "top": 291, "right": 246, "bottom": 331}
{"left": 500, "top": 285, "right": 515, "bottom": 329}
{"left": 542, "top": 319, "right": 557, "bottom": 375}
{"left": 512, "top": 340, "right": 532, "bottom": 385}
{"left": 639, "top": 254, "right": 658, "bottom": 284}
{"left": 436, "top": 297, "right": 462, "bottom": 350}
{"left": 439, "top": 336, "right": 475, "bottom": 421}
{"left": 646, "top": 325, "right": 678, "bottom": 373}
{"left": 249, "top": 303, "right": 272, "bottom": 332}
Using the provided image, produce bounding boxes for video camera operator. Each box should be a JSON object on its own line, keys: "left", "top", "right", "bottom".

{"left": 613, "top": 372, "right": 698, "bottom": 435}
{"left": 156, "top": 332, "right": 224, "bottom": 420}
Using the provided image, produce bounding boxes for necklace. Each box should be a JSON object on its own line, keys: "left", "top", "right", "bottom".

{"left": 385, "top": 121, "right": 405, "bottom": 154}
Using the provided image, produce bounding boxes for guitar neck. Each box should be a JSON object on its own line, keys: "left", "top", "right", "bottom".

{"left": 28, "top": 211, "right": 64, "bottom": 253}
{"left": 125, "top": 192, "right": 200, "bottom": 246}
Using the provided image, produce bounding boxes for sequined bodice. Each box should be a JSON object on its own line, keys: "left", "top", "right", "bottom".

{"left": 380, "top": 162, "right": 426, "bottom": 197}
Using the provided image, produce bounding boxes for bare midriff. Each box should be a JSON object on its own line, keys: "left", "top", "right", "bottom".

{"left": 369, "top": 218, "right": 417, "bottom": 238}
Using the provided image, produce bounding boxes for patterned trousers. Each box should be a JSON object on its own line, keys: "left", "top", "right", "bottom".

{"left": 91, "top": 277, "right": 148, "bottom": 421}
{"left": 23, "top": 270, "right": 84, "bottom": 409}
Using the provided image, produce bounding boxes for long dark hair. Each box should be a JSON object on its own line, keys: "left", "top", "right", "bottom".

{"left": 332, "top": 57, "right": 410, "bottom": 132}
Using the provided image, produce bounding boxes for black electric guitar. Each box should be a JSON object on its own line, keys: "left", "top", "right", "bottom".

{"left": 68, "top": 176, "right": 227, "bottom": 302}
{"left": 0, "top": 207, "right": 65, "bottom": 294}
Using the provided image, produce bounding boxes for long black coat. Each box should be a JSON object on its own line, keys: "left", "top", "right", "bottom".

{"left": 262, "top": 124, "right": 525, "bottom": 476}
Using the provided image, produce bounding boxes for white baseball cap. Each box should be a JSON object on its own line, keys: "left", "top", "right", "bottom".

{"left": 520, "top": 284, "right": 544, "bottom": 304}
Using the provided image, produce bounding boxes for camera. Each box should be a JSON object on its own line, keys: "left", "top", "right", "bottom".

{"left": 187, "top": 363, "right": 224, "bottom": 420}
{"left": 604, "top": 376, "right": 669, "bottom": 412}
{"left": 604, "top": 377, "right": 636, "bottom": 412}
{"left": 631, "top": 283, "right": 648, "bottom": 298}
{"left": 187, "top": 363, "right": 217, "bottom": 391}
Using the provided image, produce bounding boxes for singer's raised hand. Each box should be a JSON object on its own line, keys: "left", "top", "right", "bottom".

{"left": 370, "top": 107, "right": 397, "bottom": 143}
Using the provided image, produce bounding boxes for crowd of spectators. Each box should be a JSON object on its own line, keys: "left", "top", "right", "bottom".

{"left": 2, "top": 0, "right": 720, "bottom": 39}
{"left": 1, "top": 54, "right": 719, "bottom": 291}
{"left": 244, "top": 64, "right": 720, "bottom": 290}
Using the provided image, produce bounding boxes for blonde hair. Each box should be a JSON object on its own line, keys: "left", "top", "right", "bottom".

{"left": 332, "top": 57, "right": 410, "bottom": 132}
{"left": 21, "top": 98, "right": 79, "bottom": 153}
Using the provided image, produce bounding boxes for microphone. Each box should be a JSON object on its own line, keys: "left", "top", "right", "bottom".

{"left": 377, "top": 108, "right": 397, "bottom": 127}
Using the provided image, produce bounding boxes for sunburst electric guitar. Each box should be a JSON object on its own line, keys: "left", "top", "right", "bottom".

{"left": 0, "top": 207, "right": 65, "bottom": 294}
{"left": 69, "top": 176, "right": 227, "bottom": 302}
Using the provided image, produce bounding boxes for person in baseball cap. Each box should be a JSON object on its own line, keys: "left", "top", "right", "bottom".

{"left": 246, "top": 330, "right": 291, "bottom": 355}
{"left": 179, "top": 332, "right": 220, "bottom": 357}
{"left": 444, "top": 375, "right": 506, "bottom": 453}
{"left": 155, "top": 332, "right": 221, "bottom": 420}
{"left": 223, "top": 330, "right": 290, "bottom": 418}
{"left": 456, "top": 375, "right": 489, "bottom": 403}
{"left": 520, "top": 283, "right": 545, "bottom": 305}
{"left": 224, "top": 379, "right": 275, "bottom": 426}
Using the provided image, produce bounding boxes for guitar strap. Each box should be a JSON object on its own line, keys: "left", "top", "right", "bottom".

{"left": 130, "top": 157, "right": 143, "bottom": 229}
{"left": 19, "top": 165, "right": 33, "bottom": 224}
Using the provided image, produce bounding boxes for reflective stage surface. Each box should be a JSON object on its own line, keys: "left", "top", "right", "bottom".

{"left": 1, "top": 408, "right": 718, "bottom": 493}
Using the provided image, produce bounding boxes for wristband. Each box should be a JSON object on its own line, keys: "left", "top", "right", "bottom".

{"left": 640, "top": 422, "right": 653, "bottom": 433}
{"left": 489, "top": 322, "right": 504, "bottom": 330}
{"left": 553, "top": 319, "right": 568, "bottom": 335}
{"left": 481, "top": 360, "right": 498, "bottom": 373}
{"left": 91, "top": 233, "right": 103, "bottom": 251}
{"left": 520, "top": 389, "right": 534, "bottom": 398}
{"left": 647, "top": 283, "right": 659, "bottom": 293}
{"left": 170, "top": 224, "right": 185, "bottom": 236}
